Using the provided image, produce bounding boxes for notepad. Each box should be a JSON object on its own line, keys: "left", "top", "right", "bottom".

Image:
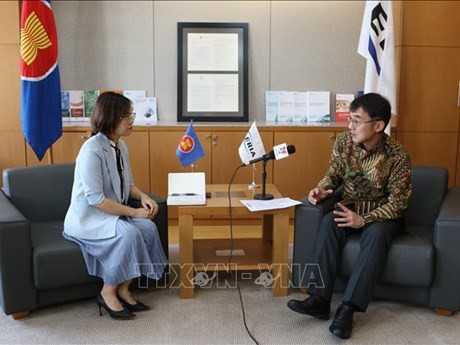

{"left": 167, "top": 172, "right": 206, "bottom": 205}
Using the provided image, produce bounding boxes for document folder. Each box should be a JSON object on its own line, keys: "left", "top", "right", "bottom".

{"left": 167, "top": 172, "right": 206, "bottom": 206}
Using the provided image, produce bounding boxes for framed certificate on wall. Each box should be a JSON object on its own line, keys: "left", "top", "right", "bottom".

{"left": 177, "top": 22, "right": 248, "bottom": 122}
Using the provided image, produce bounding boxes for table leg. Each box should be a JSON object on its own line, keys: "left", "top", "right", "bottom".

{"left": 272, "top": 213, "right": 289, "bottom": 296}
{"left": 179, "top": 214, "right": 194, "bottom": 299}
{"left": 262, "top": 214, "right": 273, "bottom": 242}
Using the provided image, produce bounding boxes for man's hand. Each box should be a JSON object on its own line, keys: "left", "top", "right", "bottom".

{"left": 333, "top": 202, "right": 365, "bottom": 229}
{"left": 308, "top": 188, "right": 333, "bottom": 205}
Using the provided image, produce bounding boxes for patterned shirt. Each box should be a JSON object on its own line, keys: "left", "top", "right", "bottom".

{"left": 317, "top": 132, "right": 412, "bottom": 224}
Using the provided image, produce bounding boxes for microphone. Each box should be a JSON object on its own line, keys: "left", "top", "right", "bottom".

{"left": 242, "top": 143, "right": 296, "bottom": 166}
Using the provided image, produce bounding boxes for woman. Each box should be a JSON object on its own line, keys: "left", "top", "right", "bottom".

{"left": 63, "top": 92, "right": 167, "bottom": 320}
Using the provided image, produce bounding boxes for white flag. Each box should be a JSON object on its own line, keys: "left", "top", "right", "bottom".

{"left": 358, "top": 0, "right": 396, "bottom": 134}
{"left": 238, "top": 121, "right": 265, "bottom": 164}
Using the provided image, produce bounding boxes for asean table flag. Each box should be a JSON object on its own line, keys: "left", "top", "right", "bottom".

{"left": 20, "top": 0, "right": 62, "bottom": 161}
{"left": 176, "top": 122, "right": 205, "bottom": 167}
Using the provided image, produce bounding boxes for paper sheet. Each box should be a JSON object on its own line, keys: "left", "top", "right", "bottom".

{"left": 240, "top": 197, "right": 302, "bottom": 212}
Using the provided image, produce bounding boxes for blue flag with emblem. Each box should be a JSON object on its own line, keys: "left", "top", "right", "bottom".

{"left": 20, "top": 0, "right": 62, "bottom": 161}
{"left": 176, "top": 122, "right": 205, "bottom": 167}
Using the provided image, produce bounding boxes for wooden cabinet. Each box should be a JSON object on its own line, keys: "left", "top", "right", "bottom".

{"left": 398, "top": 1, "right": 460, "bottom": 186}
{"left": 0, "top": 132, "right": 26, "bottom": 185}
{"left": 0, "top": 1, "right": 22, "bottom": 188}
{"left": 402, "top": 1, "right": 460, "bottom": 47}
{"left": 147, "top": 125, "right": 346, "bottom": 219}
{"left": 26, "top": 128, "right": 151, "bottom": 192}
{"left": 273, "top": 131, "right": 337, "bottom": 201}
{"left": 397, "top": 132, "right": 459, "bottom": 183}
{"left": 398, "top": 47, "right": 460, "bottom": 132}
{"left": 26, "top": 131, "right": 91, "bottom": 166}
{"left": 149, "top": 127, "right": 274, "bottom": 198}
{"left": 209, "top": 130, "right": 274, "bottom": 185}
{"left": 149, "top": 130, "right": 212, "bottom": 199}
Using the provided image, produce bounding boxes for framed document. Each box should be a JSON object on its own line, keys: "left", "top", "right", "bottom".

{"left": 177, "top": 22, "right": 248, "bottom": 122}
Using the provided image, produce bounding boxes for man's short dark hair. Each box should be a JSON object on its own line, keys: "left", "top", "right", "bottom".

{"left": 349, "top": 93, "right": 391, "bottom": 127}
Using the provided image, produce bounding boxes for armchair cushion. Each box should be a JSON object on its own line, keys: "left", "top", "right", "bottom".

{"left": 31, "top": 221, "right": 100, "bottom": 290}
{"left": 341, "top": 227, "right": 434, "bottom": 287}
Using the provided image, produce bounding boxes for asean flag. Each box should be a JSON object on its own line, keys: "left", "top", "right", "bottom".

{"left": 176, "top": 122, "right": 205, "bottom": 167}
{"left": 20, "top": 0, "right": 62, "bottom": 161}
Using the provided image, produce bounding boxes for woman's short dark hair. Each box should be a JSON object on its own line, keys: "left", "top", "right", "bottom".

{"left": 349, "top": 93, "right": 391, "bottom": 127}
{"left": 91, "top": 92, "right": 132, "bottom": 136}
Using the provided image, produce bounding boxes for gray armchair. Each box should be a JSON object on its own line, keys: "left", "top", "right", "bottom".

{"left": 0, "top": 163, "right": 168, "bottom": 319}
{"left": 292, "top": 166, "right": 460, "bottom": 315}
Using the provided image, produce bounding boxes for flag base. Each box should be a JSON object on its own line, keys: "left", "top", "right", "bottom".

{"left": 254, "top": 193, "right": 273, "bottom": 200}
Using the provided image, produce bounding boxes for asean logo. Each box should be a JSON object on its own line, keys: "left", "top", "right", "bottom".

{"left": 20, "top": 1, "right": 58, "bottom": 80}
{"left": 178, "top": 135, "right": 195, "bottom": 153}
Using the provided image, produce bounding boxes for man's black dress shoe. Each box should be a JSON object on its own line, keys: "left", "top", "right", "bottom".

{"left": 118, "top": 295, "right": 151, "bottom": 312}
{"left": 96, "top": 294, "right": 136, "bottom": 320}
{"left": 329, "top": 305, "right": 355, "bottom": 339}
{"left": 287, "top": 296, "right": 330, "bottom": 320}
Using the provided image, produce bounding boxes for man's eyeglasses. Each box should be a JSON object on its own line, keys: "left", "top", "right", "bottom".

{"left": 346, "top": 115, "right": 382, "bottom": 127}
{"left": 121, "top": 112, "right": 136, "bottom": 122}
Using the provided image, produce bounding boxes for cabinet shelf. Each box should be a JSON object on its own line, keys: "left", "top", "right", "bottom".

{"left": 193, "top": 238, "right": 272, "bottom": 271}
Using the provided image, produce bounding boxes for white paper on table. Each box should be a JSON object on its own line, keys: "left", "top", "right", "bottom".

{"left": 240, "top": 197, "right": 302, "bottom": 212}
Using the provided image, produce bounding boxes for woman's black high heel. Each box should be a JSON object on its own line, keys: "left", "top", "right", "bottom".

{"left": 96, "top": 294, "right": 136, "bottom": 320}
{"left": 118, "top": 295, "right": 151, "bottom": 312}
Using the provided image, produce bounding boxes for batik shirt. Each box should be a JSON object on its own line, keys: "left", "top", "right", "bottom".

{"left": 317, "top": 132, "right": 412, "bottom": 224}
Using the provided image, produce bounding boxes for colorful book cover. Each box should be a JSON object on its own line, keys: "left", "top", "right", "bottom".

{"left": 132, "top": 97, "right": 157, "bottom": 124}
{"left": 61, "top": 90, "right": 70, "bottom": 119}
{"left": 335, "top": 94, "right": 354, "bottom": 122}
{"left": 69, "top": 90, "right": 84, "bottom": 121}
{"left": 84, "top": 90, "right": 99, "bottom": 117}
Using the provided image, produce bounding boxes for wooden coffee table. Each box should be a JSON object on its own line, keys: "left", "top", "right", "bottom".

{"left": 178, "top": 184, "right": 290, "bottom": 299}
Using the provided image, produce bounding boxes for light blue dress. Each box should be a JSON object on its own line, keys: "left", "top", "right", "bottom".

{"left": 63, "top": 133, "right": 167, "bottom": 285}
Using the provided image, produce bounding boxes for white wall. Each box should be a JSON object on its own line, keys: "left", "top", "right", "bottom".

{"left": 54, "top": 1, "right": 366, "bottom": 122}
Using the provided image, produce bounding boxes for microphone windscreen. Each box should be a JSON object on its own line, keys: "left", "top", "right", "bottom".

{"left": 287, "top": 145, "right": 296, "bottom": 154}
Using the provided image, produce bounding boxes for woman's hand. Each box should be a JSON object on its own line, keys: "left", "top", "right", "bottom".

{"left": 132, "top": 207, "right": 155, "bottom": 219}
{"left": 140, "top": 194, "right": 159, "bottom": 219}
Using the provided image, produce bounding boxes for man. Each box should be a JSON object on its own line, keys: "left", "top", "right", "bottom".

{"left": 287, "top": 93, "right": 412, "bottom": 339}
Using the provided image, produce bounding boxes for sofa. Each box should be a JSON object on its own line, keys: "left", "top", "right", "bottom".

{"left": 0, "top": 163, "right": 168, "bottom": 319}
{"left": 292, "top": 166, "right": 460, "bottom": 315}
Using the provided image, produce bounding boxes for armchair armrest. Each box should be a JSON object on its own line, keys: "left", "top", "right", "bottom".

{"left": 430, "top": 186, "right": 460, "bottom": 311}
{"left": 0, "top": 190, "right": 37, "bottom": 315}
{"left": 292, "top": 189, "right": 341, "bottom": 287}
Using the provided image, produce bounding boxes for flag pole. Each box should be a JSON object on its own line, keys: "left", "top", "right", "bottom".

{"left": 47, "top": 145, "right": 54, "bottom": 165}
{"left": 248, "top": 163, "right": 259, "bottom": 190}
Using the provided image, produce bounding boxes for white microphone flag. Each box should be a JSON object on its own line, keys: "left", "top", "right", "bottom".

{"left": 238, "top": 121, "right": 266, "bottom": 164}
{"left": 358, "top": 0, "right": 396, "bottom": 134}
{"left": 273, "top": 143, "right": 289, "bottom": 160}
